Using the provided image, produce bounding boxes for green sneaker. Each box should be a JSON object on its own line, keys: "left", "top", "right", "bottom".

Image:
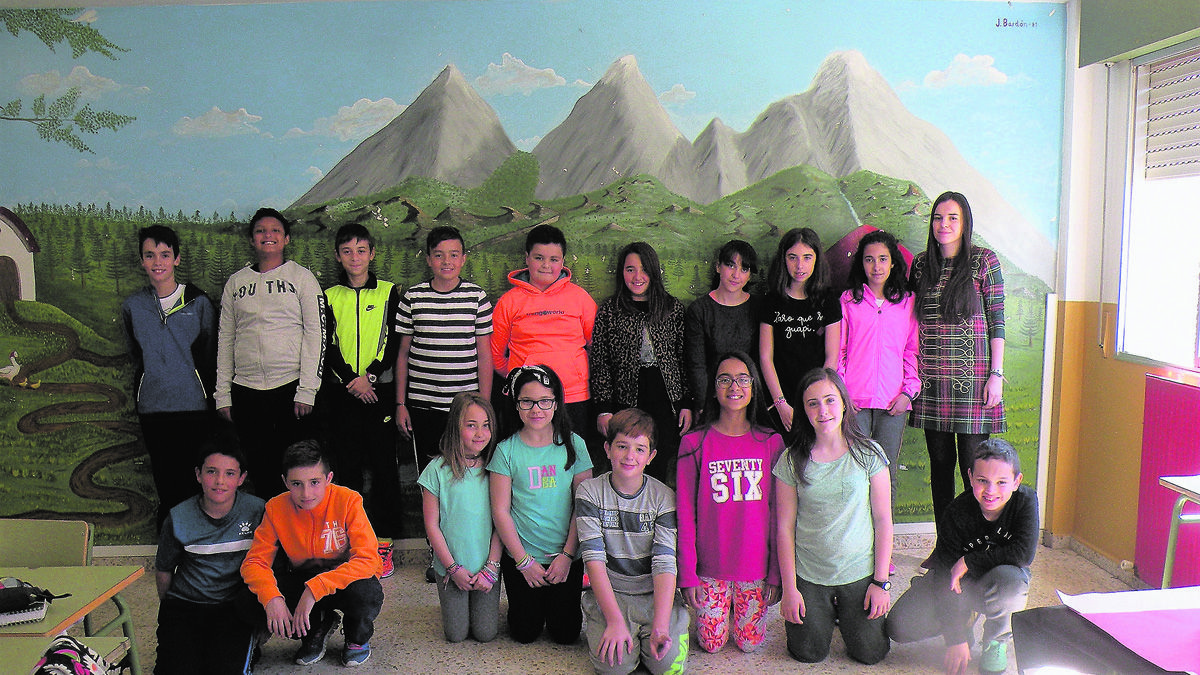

{"left": 979, "top": 639, "right": 1008, "bottom": 675}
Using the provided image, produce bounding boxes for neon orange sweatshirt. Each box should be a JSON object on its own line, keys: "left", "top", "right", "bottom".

{"left": 241, "top": 484, "right": 381, "bottom": 605}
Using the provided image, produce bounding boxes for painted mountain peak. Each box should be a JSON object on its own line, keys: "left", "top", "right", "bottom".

{"left": 294, "top": 64, "right": 516, "bottom": 206}
{"left": 532, "top": 54, "right": 686, "bottom": 201}
{"left": 293, "top": 50, "right": 1053, "bottom": 281}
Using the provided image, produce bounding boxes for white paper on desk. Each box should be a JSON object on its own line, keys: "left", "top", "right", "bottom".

{"left": 1059, "top": 585, "right": 1200, "bottom": 613}
{"left": 1058, "top": 586, "right": 1200, "bottom": 674}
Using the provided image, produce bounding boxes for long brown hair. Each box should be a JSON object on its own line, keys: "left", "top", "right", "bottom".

{"left": 913, "top": 191, "right": 980, "bottom": 322}
{"left": 437, "top": 392, "right": 497, "bottom": 481}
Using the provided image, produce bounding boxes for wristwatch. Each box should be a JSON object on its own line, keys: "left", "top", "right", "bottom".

{"left": 366, "top": 373, "right": 377, "bottom": 384}
{"left": 869, "top": 578, "right": 892, "bottom": 592}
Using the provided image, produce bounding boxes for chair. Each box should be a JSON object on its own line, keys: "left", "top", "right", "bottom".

{"left": 0, "top": 518, "right": 142, "bottom": 675}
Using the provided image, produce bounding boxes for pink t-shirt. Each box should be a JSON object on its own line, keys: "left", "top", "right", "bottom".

{"left": 675, "top": 426, "right": 784, "bottom": 587}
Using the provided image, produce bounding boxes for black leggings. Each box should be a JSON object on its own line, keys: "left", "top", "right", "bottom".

{"left": 499, "top": 553, "right": 584, "bottom": 644}
{"left": 924, "top": 430, "right": 988, "bottom": 523}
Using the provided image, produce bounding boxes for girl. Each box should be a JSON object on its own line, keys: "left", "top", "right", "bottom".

{"left": 684, "top": 239, "right": 762, "bottom": 421}
{"left": 909, "top": 192, "right": 1006, "bottom": 522}
{"left": 773, "top": 368, "right": 892, "bottom": 665}
{"left": 676, "top": 351, "right": 784, "bottom": 653}
{"left": 591, "top": 241, "right": 692, "bottom": 483}
{"left": 759, "top": 228, "right": 841, "bottom": 433}
{"left": 214, "top": 208, "right": 324, "bottom": 495}
{"left": 838, "top": 230, "right": 919, "bottom": 555}
{"left": 488, "top": 364, "right": 594, "bottom": 644}
{"left": 418, "top": 392, "right": 504, "bottom": 643}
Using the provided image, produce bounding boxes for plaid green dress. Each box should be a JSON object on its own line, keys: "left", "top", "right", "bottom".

{"left": 908, "top": 247, "right": 1007, "bottom": 434}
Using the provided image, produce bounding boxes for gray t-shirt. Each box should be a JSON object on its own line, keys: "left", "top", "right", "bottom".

{"left": 772, "top": 442, "right": 885, "bottom": 586}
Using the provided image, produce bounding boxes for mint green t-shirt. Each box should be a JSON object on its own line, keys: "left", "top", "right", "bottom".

{"left": 418, "top": 458, "right": 493, "bottom": 575}
{"left": 772, "top": 441, "right": 886, "bottom": 586}
{"left": 488, "top": 432, "right": 593, "bottom": 564}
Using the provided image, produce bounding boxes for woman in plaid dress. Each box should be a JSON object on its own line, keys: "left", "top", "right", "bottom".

{"left": 908, "top": 192, "right": 1006, "bottom": 523}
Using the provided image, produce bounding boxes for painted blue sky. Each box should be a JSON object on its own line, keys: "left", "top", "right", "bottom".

{"left": 0, "top": 0, "right": 1065, "bottom": 238}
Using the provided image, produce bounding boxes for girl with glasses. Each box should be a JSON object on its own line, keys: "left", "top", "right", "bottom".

{"left": 488, "top": 365, "right": 594, "bottom": 644}
{"left": 676, "top": 352, "right": 784, "bottom": 654}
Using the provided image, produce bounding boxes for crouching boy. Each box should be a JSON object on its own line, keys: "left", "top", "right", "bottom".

{"left": 575, "top": 408, "right": 689, "bottom": 675}
{"left": 155, "top": 431, "right": 265, "bottom": 675}
{"left": 888, "top": 438, "right": 1037, "bottom": 675}
{"left": 240, "top": 440, "right": 384, "bottom": 668}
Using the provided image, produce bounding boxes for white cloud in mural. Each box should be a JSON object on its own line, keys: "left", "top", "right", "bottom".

{"left": 70, "top": 9, "right": 98, "bottom": 23}
{"left": 304, "top": 166, "right": 324, "bottom": 182}
{"left": 313, "top": 98, "right": 405, "bottom": 141}
{"left": 514, "top": 135, "right": 542, "bottom": 151}
{"left": 18, "top": 65, "right": 141, "bottom": 101}
{"left": 474, "top": 53, "right": 566, "bottom": 96}
{"left": 659, "top": 83, "right": 696, "bottom": 106}
{"left": 923, "top": 54, "right": 1008, "bottom": 89}
{"left": 172, "top": 106, "right": 264, "bottom": 138}
{"left": 75, "top": 156, "right": 120, "bottom": 171}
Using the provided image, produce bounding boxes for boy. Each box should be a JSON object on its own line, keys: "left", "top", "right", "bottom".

{"left": 575, "top": 408, "right": 689, "bottom": 675}
{"left": 121, "top": 224, "right": 217, "bottom": 530}
{"left": 491, "top": 224, "right": 597, "bottom": 463}
{"left": 240, "top": 440, "right": 384, "bottom": 668}
{"left": 395, "top": 225, "right": 493, "bottom": 469}
{"left": 888, "top": 438, "right": 1038, "bottom": 675}
{"left": 323, "top": 223, "right": 402, "bottom": 577}
{"left": 155, "top": 428, "right": 265, "bottom": 675}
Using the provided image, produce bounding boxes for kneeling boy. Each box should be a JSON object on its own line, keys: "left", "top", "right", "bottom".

{"left": 575, "top": 408, "right": 689, "bottom": 675}
{"left": 156, "top": 431, "right": 265, "bottom": 675}
{"left": 888, "top": 438, "right": 1037, "bottom": 675}
{"left": 241, "top": 440, "right": 384, "bottom": 668}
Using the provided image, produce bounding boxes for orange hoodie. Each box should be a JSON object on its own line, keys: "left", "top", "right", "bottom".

{"left": 491, "top": 267, "right": 597, "bottom": 403}
{"left": 241, "top": 483, "right": 381, "bottom": 605}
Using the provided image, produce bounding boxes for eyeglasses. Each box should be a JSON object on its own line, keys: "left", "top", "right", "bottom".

{"left": 517, "top": 398, "right": 556, "bottom": 410}
{"left": 715, "top": 375, "right": 753, "bottom": 389}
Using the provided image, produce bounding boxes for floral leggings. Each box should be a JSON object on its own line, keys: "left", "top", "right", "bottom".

{"left": 692, "top": 577, "right": 770, "bottom": 653}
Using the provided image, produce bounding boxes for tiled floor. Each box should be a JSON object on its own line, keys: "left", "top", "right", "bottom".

{"left": 96, "top": 535, "right": 1137, "bottom": 674}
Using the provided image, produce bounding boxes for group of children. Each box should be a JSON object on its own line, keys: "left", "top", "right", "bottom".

{"left": 134, "top": 190, "right": 1035, "bottom": 674}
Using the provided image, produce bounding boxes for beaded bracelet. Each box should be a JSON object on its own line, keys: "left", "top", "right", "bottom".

{"left": 515, "top": 554, "right": 534, "bottom": 570}
{"left": 445, "top": 562, "right": 463, "bottom": 576}
{"left": 486, "top": 559, "right": 501, "bottom": 570}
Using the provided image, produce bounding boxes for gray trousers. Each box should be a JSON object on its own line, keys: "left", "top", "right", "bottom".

{"left": 436, "top": 576, "right": 501, "bottom": 643}
{"left": 888, "top": 564, "right": 1030, "bottom": 647}
{"left": 855, "top": 408, "right": 907, "bottom": 507}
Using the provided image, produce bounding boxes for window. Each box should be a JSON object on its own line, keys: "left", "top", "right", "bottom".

{"left": 1118, "top": 40, "right": 1200, "bottom": 369}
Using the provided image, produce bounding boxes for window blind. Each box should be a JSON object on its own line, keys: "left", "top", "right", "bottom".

{"left": 1141, "top": 46, "right": 1200, "bottom": 180}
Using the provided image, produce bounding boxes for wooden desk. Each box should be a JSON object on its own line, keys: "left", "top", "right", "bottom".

{"left": 0, "top": 566, "right": 143, "bottom": 638}
{"left": 1159, "top": 475, "right": 1200, "bottom": 589}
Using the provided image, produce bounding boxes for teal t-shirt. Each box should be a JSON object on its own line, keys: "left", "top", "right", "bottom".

{"left": 772, "top": 441, "right": 886, "bottom": 586}
{"left": 488, "top": 432, "right": 593, "bottom": 564}
{"left": 418, "top": 458, "right": 493, "bottom": 575}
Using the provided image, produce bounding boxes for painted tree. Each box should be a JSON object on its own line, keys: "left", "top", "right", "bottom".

{"left": 104, "top": 238, "right": 131, "bottom": 294}
{"left": 0, "top": 9, "right": 135, "bottom": 153}
{"left": 70, "top": 232, "right": 91, "bottom": 288}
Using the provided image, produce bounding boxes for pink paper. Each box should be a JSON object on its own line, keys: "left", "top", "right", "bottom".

{"left": 1077, "top": 608, "right": 1200, "bottom": 672}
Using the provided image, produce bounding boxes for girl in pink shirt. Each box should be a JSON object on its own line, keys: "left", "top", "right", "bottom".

{"left": 837, "top": 230, "right": 918, "bottom": 576}
{"left": 676, "top": 351, "right": 784, "bottom": 653}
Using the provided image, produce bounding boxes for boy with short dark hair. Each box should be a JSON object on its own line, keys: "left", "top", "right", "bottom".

{"left": 155, "top": 427, "right": 265, "bottom": 675}
{"left": 240, "top": 440, "right": 384, "bottom": 668}
{"left": 323, "top": 223, "right": 402, "bottom": 576}
{"left": 888, "top": 438, "right": 1037, "bottom": 675}
{"left": 122, "top": 224, "right": 218, "bottom": 530}
{"left": 395, "top": 225, "right": 493, "bottom": 469}
{"left": 575, "top": 408, "right": 689, "bottom": 675}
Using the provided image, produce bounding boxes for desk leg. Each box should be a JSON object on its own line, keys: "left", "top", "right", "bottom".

{"left": 1163, "top": 494, "right": 1188, "bottom": 589}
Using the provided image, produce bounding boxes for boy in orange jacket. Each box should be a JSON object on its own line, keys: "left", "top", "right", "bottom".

{"left": 241, "top": 440, "right": 384, "bottom": 667}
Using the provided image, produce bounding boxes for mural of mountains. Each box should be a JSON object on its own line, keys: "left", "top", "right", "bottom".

{"left": 294, "top": 65, "right": 516, "bottom": 205}
{"left": 294, "top": 51, "right": 1053, "bottom": 282}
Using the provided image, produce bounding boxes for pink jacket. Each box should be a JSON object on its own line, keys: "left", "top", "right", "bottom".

{"left": 491, "top": 267, "right": 597, "bottom": 403}
{"left": 837, "top": 286, "right": 919, "bottom": 409}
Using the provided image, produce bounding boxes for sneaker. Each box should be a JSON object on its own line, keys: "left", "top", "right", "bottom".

{"left": 979, "top": 639, "right": 1008, "bottom": 675}
{"left": 424, "top": 545, "right": 437, "bottom": 583}
{"left": 294, "top": 614, "right": 337, "bottom": 666}
{"left": 889, "top": 561, "right": 897, "bottom": 576}
{"left": 378, "top": 540, "right": 394, "bottom": 579}
{"left": 582, "top": 572, "right": 591, "bottom": 589}
{"left": 342, "top": 642, "right": 371, "bottom": 667}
